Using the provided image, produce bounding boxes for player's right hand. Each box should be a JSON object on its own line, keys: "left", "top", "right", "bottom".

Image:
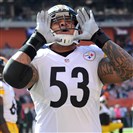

{"left": 36, "top": 10, "right": 61, "bottom": 43}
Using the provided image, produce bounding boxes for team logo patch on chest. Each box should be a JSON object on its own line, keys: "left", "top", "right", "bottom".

{"left": 83, "top": 51, "right": 96, "bottom": 61}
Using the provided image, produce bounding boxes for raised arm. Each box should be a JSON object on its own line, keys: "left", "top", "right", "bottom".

{"left": 3, "top": 51, "right": 39, "bottom": 89}
{"left": 98, "top": 40, "right": 133, "bottom": 83}
{"left": 3, "top": 11, "right": 60, "bottom": 89}
{"left": 74, "top": 8, "right": 133, "bottom": 84}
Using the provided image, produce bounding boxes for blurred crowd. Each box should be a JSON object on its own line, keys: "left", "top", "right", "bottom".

{"left": 102, "top": 77, "right": 133, "bottom": 100}
{"left": 15, "top": 92, "right": 35, "bottom": 133}
{"left": 0, "top": 0, "right": 133, "bottom": 22}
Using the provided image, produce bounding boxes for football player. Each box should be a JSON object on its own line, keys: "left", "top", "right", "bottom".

{"left": 0, "top": 56, "right": 18, "bottom": 133}
{"left": 3, "top": 4, "right": 133, "bottom": 132}
{"left": 100, "top": 96, "right": 123, "bottom": 133}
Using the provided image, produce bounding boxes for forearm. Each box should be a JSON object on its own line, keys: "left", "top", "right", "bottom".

{"left": 3, "top": 31, "right": 44, "bottom": 89}
{"left": 10, "top": 30, "right": 45, "bottom": 64}
{"left": 3, "top": 53, "right": 38, "bottom": 89}
{"left": 12, "top": 52, "right": 39, "bottom": 88}
{"left": 102, "top": 40, "right": 133, "bottom": 81}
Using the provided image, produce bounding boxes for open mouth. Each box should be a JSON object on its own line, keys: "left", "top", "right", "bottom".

{"left": 52, "top": 28, "right": 76, "bottom": 34}
{"left": 60, "top": 28, "right": 69, "bottom": 32}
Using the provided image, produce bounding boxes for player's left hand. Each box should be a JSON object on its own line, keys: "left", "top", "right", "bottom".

{"left": 73, "top": 8, "right": 99, "bottom": 41}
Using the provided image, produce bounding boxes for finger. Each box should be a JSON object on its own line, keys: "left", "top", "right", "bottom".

{"left": 40, "top": 10, "right": 45, "bottom": 22}
{"left": 44, "top": 12, "right": 48, "bottom": 24}
{"left": 89, "top": 10, "right": 95, "bottom": 21}
{"left": 76, "top": 14, "right": 83, "bottom": 28}
{"left": 77, "top": 9, "right": 86, "bottom": 23}
{"left": 46, "top": 12, "right": 51, "bottom": 28}
{"left": 36, "top": 12, "right": 40, "bottom": 22}
{"left": 82, "top": 8, "right": 90, "bottom": 21}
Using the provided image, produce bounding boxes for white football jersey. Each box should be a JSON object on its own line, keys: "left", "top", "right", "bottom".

{"left": 30, "top": 45, "right": 104, "bottom": 132}
{"left": 100, "top": 103, "right": 111, "bottom": 115}
{"left": 0, "top": 81, "right": 17, "bottom": 123}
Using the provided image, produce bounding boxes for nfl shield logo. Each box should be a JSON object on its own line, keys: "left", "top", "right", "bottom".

{"left": 64, "top": 59, "right": 70, "bottom": 63}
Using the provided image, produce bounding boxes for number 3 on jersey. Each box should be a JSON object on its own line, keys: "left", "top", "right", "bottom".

{"left": 50, "top": 67, "right": 90, "bottom": 108}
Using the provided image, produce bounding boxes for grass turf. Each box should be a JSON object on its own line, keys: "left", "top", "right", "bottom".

{"left": 113, "top": 127, "right": 133, "bottom": 133}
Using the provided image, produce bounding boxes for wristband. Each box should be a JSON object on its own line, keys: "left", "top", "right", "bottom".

{"left": 19, "top": 45, "right": 36, "bottom": 60}
{"left": 91, "top": 29, "right": 110, "bottom": 48}
{"left": 26, "top": 31, "right": 47, "bottom": 51}
{"left": 19, "top": 31, "right": 47, "bottom": 60}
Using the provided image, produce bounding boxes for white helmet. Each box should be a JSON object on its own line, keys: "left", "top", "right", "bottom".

{"left": 100, "top": 95, "right": 107, "bottom": 103}
{"left": 48, "top": 4, "right": 80, "bottom": 46}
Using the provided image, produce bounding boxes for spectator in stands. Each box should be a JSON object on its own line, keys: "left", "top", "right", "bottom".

{"left": 130, "top": 105, "right": 133, "bottom": 127}
{"left": 114, "top": 104, "right": 123, "bottom": 133}
{"left": 3, "top": 42, "right": 11, "bottom": 49}
{"left": 124, "top": 36, "right": 133, "bottom": 52}
{"left": 23, "top": 107, "right": 34, "bottom": 133}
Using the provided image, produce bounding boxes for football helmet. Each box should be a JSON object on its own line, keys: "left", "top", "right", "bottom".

{"left": 0, "top": 56, "right": 7, "bottom": 80}
{"left": 48, "top": 4, "right": 80, "bottom": 46}
{"left": 100, "top": 95, "right": 107, "bottom": 103}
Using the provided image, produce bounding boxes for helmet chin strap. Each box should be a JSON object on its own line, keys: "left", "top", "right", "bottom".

{"left": 45, "top": 35, "right": 79, "bottom": 46}
{"left": 45, "top": 31, "right": 79, "bottom": 46}
{"left": 55, "top": 34, "right": 79, "bottom": 46}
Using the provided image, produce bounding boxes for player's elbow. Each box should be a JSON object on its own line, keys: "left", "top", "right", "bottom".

{"left": 3, "top": 59, "right": 33, "bottom": 89}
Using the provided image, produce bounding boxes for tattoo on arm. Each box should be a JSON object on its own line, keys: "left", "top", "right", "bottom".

{"left": 98, "top": 58, "right": 114, "bottom": 76}
{"left": 102, "top": 40, "right": 133, "bottom": 81}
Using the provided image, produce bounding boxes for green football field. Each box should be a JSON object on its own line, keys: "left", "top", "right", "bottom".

{"left": 113, "top": 127, "right": 133, "bottom": 133}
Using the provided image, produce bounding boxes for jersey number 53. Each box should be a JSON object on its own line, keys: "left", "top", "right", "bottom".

{"left": 50, "top": 67, "right": 90, "bottom": 108}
